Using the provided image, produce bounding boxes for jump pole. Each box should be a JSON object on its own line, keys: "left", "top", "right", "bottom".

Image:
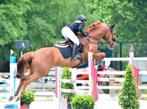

{"left": 88, "top": 52, "right": 98, "bottom": 109}
{"left": 55, "top": 67, "right": 62, "bottom": 109}
{"left": 88, "top": 52, "right": 93, "bottom": 95}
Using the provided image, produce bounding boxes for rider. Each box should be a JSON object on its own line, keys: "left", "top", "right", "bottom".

{"left": 61, "top": 15, "right": 88, "bottom": 61}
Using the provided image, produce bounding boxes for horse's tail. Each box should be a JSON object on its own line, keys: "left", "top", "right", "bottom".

{"left": 16, "top": 52, "right": 34, "bottom": 78}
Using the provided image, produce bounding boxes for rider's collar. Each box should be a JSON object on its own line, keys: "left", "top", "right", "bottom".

{"left": 75, "top": 20, "right": 83, "bottom": 23}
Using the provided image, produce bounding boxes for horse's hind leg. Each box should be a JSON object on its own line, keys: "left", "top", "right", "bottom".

{"left": 12, "top": 72, "right": 45, "bottom": 101}
{"left": 9, "top": 80, "right": 23, "bottom": 101}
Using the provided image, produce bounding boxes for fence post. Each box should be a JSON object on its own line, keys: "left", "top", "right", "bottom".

{"left": 55, "top": 67, "right": 62, "bottom": 109}
{"left": 4, "top": 50, "right": 20, "bottom": 109}
{"left": 129, "top": 44, "right": 134, "bottom": 64}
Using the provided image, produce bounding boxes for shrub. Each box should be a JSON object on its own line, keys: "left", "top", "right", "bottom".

{"left": 61, "top": 68, "right": 75, "bottom": 101}
{"left": 21, "top": 90, "right": 35, "bottom": 105}
{"left": 71, "top": 95, "right": 94, "bottom": 109}
{"left": 119, "top": 64, "right": 139, "bottom": 109}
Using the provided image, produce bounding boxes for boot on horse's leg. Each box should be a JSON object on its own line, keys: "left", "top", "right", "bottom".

{"left": 72, "top": 44, "right": 80, "bottom": 61}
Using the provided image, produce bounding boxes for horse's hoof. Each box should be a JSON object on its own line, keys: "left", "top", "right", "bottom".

{"left": 15, "top": 97, "right": 20, "bottom": 101}
{"left": 94, "top": 58, "right": 102, "bottom": 65}
{"left": 9, "top": 96, "right": 14, "bottom": 101}
{"left": 9, "top": 96, "right": 20, "bottom": 102}
{"left": 72, "top": 55, "right": 80, "bottom": 61}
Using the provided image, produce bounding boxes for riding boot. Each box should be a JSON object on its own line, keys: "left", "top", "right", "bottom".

{"left": 78, "top": 43, "right": 84, "bottom": 53}
{"left": 72, "top": 44, "right": 78, "bottom": 61}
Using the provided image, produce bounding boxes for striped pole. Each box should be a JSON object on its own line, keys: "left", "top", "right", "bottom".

{"left": 55, "top": 67, "right": 62, "bottom": 109}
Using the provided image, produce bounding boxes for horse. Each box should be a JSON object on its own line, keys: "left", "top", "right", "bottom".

{"left": 10, "top": 21, "right": 117, "bottom": 101}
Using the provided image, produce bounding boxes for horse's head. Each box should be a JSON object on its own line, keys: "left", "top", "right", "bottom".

{"left": 86, "top": 22, "right": 117, "bottom": 49}
{"left": 105, "top": 24, "right": 117, "bottom": 49}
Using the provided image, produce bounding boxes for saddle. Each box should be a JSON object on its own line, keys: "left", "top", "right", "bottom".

{"left": 54, "top": 40, "right": 83, "bottom": 59}
{"left": 55, "top": 39, "right": 72, "bottom": 48}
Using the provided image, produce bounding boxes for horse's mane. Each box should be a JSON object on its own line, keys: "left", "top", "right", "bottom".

{"left": 85, "top": 21, "right": 101, "bottom": 32}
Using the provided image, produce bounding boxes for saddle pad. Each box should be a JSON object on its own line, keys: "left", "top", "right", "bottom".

{"left": 56, "top": 46, "right": 72, "bottom": 58}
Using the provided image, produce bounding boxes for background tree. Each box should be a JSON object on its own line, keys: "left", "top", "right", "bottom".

{"left": 91, "top": 0, "right": 147, "bottom": 42}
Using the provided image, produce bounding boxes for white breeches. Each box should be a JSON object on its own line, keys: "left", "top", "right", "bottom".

{"left": 61, "top": 26, "right": 80, "bottom": 46}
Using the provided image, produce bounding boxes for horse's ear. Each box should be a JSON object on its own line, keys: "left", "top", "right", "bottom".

{"left": 110, "top": 24, "right": 115, "bottom": 29}
{"left": 100, "top": 19, "right": 103, "bottom": 22}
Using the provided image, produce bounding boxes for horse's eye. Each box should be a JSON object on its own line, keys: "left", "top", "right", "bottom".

{"left": 93, "top": 24, "right": 95, "bottom": 26}
{"left": 113, "top": 38, "right": 116, "bottom": 41}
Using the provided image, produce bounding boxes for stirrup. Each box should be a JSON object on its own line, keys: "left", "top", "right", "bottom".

{"left": 72, "top": 54, "right": 80, "bottom": 61}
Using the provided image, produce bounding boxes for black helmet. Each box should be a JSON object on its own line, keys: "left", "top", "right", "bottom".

{"left": 76, "top": 15, "right": 87, "bottom": 22}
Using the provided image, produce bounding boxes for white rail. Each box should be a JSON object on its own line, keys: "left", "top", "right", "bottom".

{"left": 104, "top": 57, "right": 147, "bottom": 61}
{"left": 98, "top": 71, "right": 147, "bottom": 75}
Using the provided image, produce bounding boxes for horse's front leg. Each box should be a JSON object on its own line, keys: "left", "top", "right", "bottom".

{"left": 93, "top": 52, "right": 106, "bottom": 64}
{"left": 93, "top": 52, "right": 106, "bottom": 59}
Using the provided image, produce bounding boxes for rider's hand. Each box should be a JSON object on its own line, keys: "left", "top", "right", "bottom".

{"left": 84, "top": 32, "right": 89, "bottom": 37}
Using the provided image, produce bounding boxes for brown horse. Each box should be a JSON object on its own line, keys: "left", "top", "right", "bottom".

{"left": 10, "top": 21, "right": 117, "bottom": 101}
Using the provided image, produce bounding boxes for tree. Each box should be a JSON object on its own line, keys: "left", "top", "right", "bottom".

{"left": 0, "top": 0, "right": 31, "bottom": 70}
{"left": 0, "top": 0, "right": 147, "bottom": 48}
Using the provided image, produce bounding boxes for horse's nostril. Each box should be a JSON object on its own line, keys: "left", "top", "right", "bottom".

{"left": 112, "top": 38, "right": 114, "bottom": 40}
{"left": 113, "top": 38, "right": 116, "bottom": 41}
{"left": 16, "top": 73, "right": 21, "bottom": 78}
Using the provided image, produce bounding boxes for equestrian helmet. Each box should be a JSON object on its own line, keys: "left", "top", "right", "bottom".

{"left": 76, "top": 15, "right": 87, "bottom": 22}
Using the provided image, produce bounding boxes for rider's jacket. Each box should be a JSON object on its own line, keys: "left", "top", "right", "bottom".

{"left": 67, "top": 20, "right": 86, "bottom": 36}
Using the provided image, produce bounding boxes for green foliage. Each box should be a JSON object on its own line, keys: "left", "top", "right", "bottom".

{"left": 71, "top": 95, "right": 95, "bottom": 109}
{"left": 92, "top": 0, "right": 147, "bottom": 42}
{"left": 61, "top": 68, "right": 72, "bottom": 79}
{"left": 119, "top": 64, "right": 139, "bottom": 109}
{"left": 0, "top": 0, "right": 31, "bottom": 46}
{"left": 0, "top": 0, "right": 147, "bottom": 48}
{"left": 21, "top": 90, "right": 35, "bottom": 105}
{"left": 61, "top": 68, "right": 75, "bottom": 101}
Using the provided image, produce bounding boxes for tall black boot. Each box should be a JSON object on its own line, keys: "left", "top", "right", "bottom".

{"left": 72, "top": 44, "right": 78, "bottom": 60}
{"left": 78, "top": 43, "right": 84, "bottom": 53}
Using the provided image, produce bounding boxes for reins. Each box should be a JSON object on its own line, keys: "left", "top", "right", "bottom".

{"left": 86, "top": 37, "right": 98, "bottom": 45}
